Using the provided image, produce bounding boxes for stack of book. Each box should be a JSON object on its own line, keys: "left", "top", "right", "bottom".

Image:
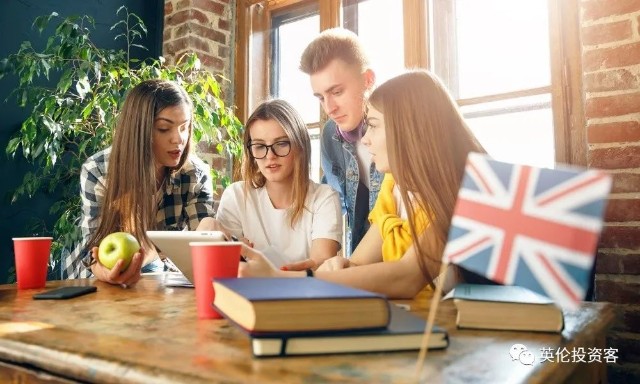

{"left": 446, "top": 284, "right": 564, "bottom": 332}
{"left": 212, "top": 278, "right": 449, "bottom": 357}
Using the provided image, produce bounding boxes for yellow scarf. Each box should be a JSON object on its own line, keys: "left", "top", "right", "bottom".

{"left": 368, "top": 174, "right": 430, "bottom": 262}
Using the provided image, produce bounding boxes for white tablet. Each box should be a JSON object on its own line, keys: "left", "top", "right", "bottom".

{"left": 146, "top": 230, "right": 226, "bottom": 285}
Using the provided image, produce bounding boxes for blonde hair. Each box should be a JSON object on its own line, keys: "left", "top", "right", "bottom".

{"left": 300, "top": 28, "right": 369, "bottom": 74}
{"left": 242, "top": 99, "right": 311, "bottom": 228}
{"left": 89, "top": 80, "right": 193, "bottom": 250}
{"left": 368, "top": 70, "right": 485, "bottom": 283}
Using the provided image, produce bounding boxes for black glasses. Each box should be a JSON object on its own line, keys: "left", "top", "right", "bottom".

{"left": 247, "top": 141, "right": 291, "bottom": 159}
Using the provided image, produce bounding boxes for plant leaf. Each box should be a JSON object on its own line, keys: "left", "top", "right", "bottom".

{"left": 76, "top": 77, "right": 91, "bottom": 100}
{"left": 2, "top": 7, "right": 244, "bottom": 275}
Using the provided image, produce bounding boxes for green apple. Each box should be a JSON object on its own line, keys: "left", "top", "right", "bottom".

{"left": 98, "top": 232, "right": 140, "bottom": 270}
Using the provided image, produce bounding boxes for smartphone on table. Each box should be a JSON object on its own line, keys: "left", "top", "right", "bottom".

{"left": 33, "top": 286, "right": 97, "bottom": 300}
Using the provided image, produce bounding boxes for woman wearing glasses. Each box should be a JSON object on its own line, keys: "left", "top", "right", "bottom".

{"left": 238, "top": 70, "right": 485, "bottom": 298}
{"left": 198, "top": 99, "right": 342, "bottom": 269}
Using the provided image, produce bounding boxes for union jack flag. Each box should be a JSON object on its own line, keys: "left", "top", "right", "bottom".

{"left": 443, "top": 153, "right": 612, "bottom": 310}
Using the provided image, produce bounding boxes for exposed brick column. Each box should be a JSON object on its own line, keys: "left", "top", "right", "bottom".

{"left": 163, "top": 0, "right": 236, "bottom": 201}
{"left": 163, "top": 0, "right": 234, "bottom": 94}
{"left": 581, "top": 0, "right": 640, "bottom": 381}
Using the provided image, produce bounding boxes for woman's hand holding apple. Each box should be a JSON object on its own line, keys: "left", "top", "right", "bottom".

{"left": 91, "top": 246, "right": 144, "bottom": 288}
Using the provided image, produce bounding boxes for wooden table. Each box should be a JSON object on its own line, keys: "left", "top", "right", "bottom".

{"left": 0, "top": 274, "right": 616, "bottom": 384}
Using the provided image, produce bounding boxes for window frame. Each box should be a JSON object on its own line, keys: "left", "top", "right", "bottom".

{"left": 235, "top": 0, "right": 585, "bottom": 167}
{"left": 269, "top": 2, "right": 320, "bottom": 98}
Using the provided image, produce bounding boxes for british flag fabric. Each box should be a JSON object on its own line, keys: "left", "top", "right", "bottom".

{"left": 443, "top": 153, "right": 612, "bottom": 310}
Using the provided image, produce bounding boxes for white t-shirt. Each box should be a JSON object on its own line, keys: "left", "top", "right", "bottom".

{"left": 355, "top": 141, "right": 372, "bottom": 189}
{"left": 393, "top": 184, "right": 408, "bottom": 220}
{"left": 392, "top": 183, "right": 418, "bottom": 220}
{"left": 216, "top": 181, "right": 343, "bottom": 267}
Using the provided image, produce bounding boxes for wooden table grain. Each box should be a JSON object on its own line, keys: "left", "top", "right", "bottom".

{"left": 0, "top": 274, "right": 616, "bottom": 384}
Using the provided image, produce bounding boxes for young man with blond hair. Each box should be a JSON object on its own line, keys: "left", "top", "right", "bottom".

{"left": 299, "top": 28, "right": 382, "bottom": 258}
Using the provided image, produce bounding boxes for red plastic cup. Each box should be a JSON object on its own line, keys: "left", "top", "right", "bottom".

{"left": 12, "top": 237, "right": 53, "bottom": 290}
{"left": 190, "top": 241, "right": 241, "bottom": 319}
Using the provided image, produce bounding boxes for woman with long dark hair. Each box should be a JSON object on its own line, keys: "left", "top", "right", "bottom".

{"left": 63, "top": 80, "right": 223, "bottom": 286}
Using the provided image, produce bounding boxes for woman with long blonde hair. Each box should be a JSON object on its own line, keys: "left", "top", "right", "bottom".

{"left": 198, "top": 99, "right": 342, "bottom": 268}
{"left": 239, "top": 70, "right": 485, "bottom": 298}
{"left": 63, "top": 80, "right": 223, "bottom": 287}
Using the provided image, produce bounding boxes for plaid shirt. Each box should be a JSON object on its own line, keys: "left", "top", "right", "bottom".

{"left": 62, "top": 147, "right": 215, "bottom": 279}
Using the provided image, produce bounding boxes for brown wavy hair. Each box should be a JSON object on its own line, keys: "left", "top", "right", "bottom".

{"left": 241, "top": 99, "right": 311, "bottom": 228}
{"left": 367, "top": 70, "right": 485, "bottom": 284}
{"left": 88, "top": 80, "right": 193, "bottom": 250}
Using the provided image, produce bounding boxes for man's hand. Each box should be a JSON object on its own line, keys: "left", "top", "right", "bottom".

{"left": 316, "top": 256, "right": 350, "bottom": 272}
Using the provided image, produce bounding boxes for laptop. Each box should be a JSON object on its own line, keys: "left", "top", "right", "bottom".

{"left": 146, "top": 230, "right": 226, "bottom": 287}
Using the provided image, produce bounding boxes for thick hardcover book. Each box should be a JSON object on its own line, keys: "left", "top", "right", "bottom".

{"left": 448, "top": 284, "right": 564, "bottom": 332}
{"left": 250, "top": 305, "right": 449, "bottom": 357}
{"left": 212, "top": 278, "right": 390, "bottom": 334}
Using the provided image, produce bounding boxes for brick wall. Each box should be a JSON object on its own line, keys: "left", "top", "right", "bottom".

{"left": 163, "top": 0, "right": 236, "bottom": 200}
{"left": 581, "top": 0, "right": 640, "bottom": 380}
{"left": 163, "top": 0, "right": 234, "bottom": 88}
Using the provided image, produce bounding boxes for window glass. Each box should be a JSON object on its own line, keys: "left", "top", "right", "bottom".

{"left": 272, "top": 7, "right": 322, "bottom": 181}
{"left": 461, "top": 94, "right": 555, "bottom": 168}
{"left": 308, "top": 127, "right": 321, "bottom": 182}
{"left": 269, "top": 0, "right": 558, "bottom": 182}
{"left": 273, "top": 14, "right": 320, "bottom": 123}
{"left": 455, "top": 0, "right": 550, "bottom": 98}
{"left": 343, "top": 0, "right": 405, "bottom": 84}
{"left": 430, "top": 0, "right": 554, "bottom": 167}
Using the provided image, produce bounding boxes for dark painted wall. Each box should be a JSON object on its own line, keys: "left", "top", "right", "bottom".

{"left": 0, "top": 0, "right": 163, "bottom": 283}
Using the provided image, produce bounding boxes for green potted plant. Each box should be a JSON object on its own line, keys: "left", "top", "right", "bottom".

{"left": 0, "top": 7, "right": 243, "bottom": 280}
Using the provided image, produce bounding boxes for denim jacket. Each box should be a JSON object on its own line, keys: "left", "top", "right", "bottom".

{"left": 321, "top": 119, "right": 382, "bottom": 256}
